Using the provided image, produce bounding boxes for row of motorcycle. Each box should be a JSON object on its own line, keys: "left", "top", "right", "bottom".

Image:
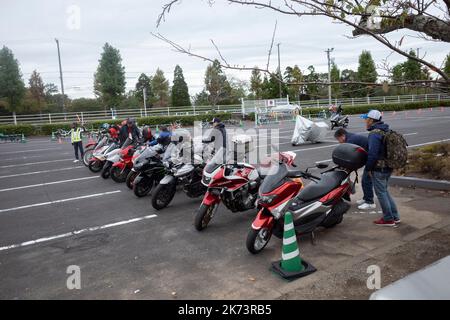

{"left": 81, "top": 128, "right": 367, "bottom": 254}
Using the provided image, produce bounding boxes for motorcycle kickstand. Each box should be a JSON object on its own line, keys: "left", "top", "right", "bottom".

{"left": 310, "top": 231, "right": 317, "bottom": 246}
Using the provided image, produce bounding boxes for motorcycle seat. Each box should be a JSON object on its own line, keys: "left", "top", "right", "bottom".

{"left": 297, "top": 170, "right": 348, "bottom": 202}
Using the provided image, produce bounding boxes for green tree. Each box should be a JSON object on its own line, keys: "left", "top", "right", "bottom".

{"left": 330, "top": 62, "right": 340, "bottom": 99}
{"left": 205, "top": 59, "right": 229, "bottom": 105}
{"left": 357, "top": 50, "right": 378, "bottom": 96}
{"left": 304, "top": 65, "right": 320, "bottom": 99}
{"left": 28, "top": 70, "right": 46, "bottom": 113}
{"left": 284, "top": 65, "right": 303, "bottom": 101}
{"left": 93, "top": 43, "right": 126, "bottom": 110}
{"left": 0, "top": 46, "right": 25, "bottom": 112}
{"left": 171, "top": 65, "right": 191, "bottom": 107}
{"left": 193, "top": 89, "right": 209, "bottom": 106}
{"left": 135, "top": 73, "right": 153, "bottom": 107}
{"left": 340, "top": 69, "right": 358, "bottom": 98}
{"left": 445, "top": 54, "right": 450, "bottom": 77}
{"left": 151, "top": 68, "right": 170, "bottom": 107}
{"left": 403, "top": 50, "right": 424, "bottom": 81}
{"left": 250, "top": 67, "right": 263, "bottom": 99}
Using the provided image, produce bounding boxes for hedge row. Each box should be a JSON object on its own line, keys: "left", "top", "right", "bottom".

{"left": 243, "top": 100, "right": 450, "bottom": 121}
{"left": 0, "top": 112, "right": 233, "bottom": 136}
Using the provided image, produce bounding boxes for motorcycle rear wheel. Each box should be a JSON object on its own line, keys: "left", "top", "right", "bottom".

{"left": 194, "top": 203, "right": 215, "bottom": 231}
{"left": 151, "top": 182, "right": 176, "bottom": 210}
{"left": 246, "top": 227, "right": 272, "bottom": 254}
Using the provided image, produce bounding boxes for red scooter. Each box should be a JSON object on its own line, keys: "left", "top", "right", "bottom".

{"left": 194, "top": 151, "right": 296, "bottom": 231}
{"left": 246, "top": 143, "right": 367, "bottom": 254}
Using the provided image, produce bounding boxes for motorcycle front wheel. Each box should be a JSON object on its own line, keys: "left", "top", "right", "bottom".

{"left": 83, "top": 148, "right": 94, "bottom": 166}
{"left": 111, "top": 166, "right": 130, "bottom": 183}
{"left": 133, "top": 177, "right": 153, "bottom": 197}
{"left": 194, "top": 203, "right": 216, "bottom": 231}
{"left": 125, "top": 170, "right": 139, "bottom": 189}
{"left": 151, "top": 182, "right": 177, "bottom": 210}
{"left": 101, "top": 161, "right": 112, "bottom": 179}
{"left": 246, "top": 227, "right": 272, "bottom": 254}
{"left": 88, "top": 159, "right": 103, "bottom": 173}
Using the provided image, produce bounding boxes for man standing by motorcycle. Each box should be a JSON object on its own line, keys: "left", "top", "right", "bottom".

{"left": 70, "top": 122, "right": 85, "bottom": 163}
{"left": 361, "top": 110, "right": 400, "bottom": 227}
{"left": 202, "top": 117, "right": 227, "bottom": 164}
{"left": 334, "top": 128, "right": 375, "bottom": 210}
{"left": 119, "top": 118, "right": 141, "bottom": 146}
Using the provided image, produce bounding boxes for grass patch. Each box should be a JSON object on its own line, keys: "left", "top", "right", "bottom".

{"left": 396, "top": 142, "right": 450, "bottom": 181}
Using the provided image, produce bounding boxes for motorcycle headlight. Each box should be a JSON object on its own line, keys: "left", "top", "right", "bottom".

{"left": 259, "top": 194, "right": 277, "bottom": 205}
{"left": 202, "top": 175, "right": 211, "bottom": 186}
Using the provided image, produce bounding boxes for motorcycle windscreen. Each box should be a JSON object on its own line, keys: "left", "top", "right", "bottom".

{"left": 259, "top": 163, "right": 288, "bottom": 195}
{"left": 96, "top": 136, "right": 108, "bottom": 149}
{"left": 136, "top": 146, "right": 158, "bottom": 163}
{"left": 121, "top": 137, "right": 133, "bottom": 149}
{"left": 204, "top": 151, "right": 226, "bottom": 174}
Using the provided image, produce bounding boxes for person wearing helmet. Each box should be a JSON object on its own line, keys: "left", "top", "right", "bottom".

{"left": 149, "top": 126, "right": 171, "bottom": 147}
{"left": 202, "top": 117, "right": 227, "bottom": 163}
{"left": 119, "top": 118, "right": 140, "bottom": 145}
{"left": 141, "top": 126, "right": 154, "bottom": 143}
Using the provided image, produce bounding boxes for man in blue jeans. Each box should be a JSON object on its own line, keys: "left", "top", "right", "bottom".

{"left": 334, "top": 128, "right": 375, "bottom": 210}
{"left": 361, "top": 110, "right": 400, "bottom": 227}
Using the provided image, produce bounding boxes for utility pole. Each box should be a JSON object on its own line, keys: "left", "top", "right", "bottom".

{"left": 325, "top": 48, "right": 334, "bottom": 106}
{"left": 277, "top": 43, "right": 282, "bottom": 98}
{"left": 143, "top": 87, "right": 147, "bottom": 117}
{"left": 55, "top": 39, "right": 66, "bottom": 115}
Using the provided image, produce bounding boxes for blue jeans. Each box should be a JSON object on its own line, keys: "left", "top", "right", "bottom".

{"left": 372, "top": 169, "right": 399, "bottom": 221}
{"left": 362, "top": 168, "right": 374, "bottom": 204}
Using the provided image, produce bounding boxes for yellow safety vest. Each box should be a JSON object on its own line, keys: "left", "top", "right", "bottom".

{"left": 71, "top": 128, "right": 82, "bottom": 143}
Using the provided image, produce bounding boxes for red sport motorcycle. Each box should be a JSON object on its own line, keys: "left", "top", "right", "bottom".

{"left": 110, "top": 143, "right": 146, "bottom": 183}
{"left": 246, "top": 143, "right": 367, "bottom": 254}
{"left": 194, "top": 151, "right": 296, "bottom": 231}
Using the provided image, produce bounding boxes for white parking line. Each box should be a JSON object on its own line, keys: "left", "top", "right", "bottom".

{"left": 0, "top": 148, "right": 62, "bottom": 155}
{"left": 0, "top": 166, "right": 85, "bottom": 179}
{"left": 0, "top": 176, "right": 99, "bottom": 192}
{"left": 0, "top": 190, "right": 121, "bottom": 213}
{"left": 0, "top": 214, "right": 157, "bottom": 252}
{"left": 2, "top": 152, "right": 70, "bottom": 161}
{"left": 0, "top": 158, "right": 72, "bottom": 168}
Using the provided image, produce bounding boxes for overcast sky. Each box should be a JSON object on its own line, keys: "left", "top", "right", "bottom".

{"left": 1, "top": 0, "right": 449, "bottom": 99}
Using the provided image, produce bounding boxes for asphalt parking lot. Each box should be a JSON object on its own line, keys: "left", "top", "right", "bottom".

{"left": 1, "top": 108, "right": 450, "bottom": 299}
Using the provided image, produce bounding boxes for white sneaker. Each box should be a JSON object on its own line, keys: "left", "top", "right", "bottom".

{"left": 358, "top": 203, "right": 376, "bottom": 210}
{"left": 73, "top": 159, "right": 79, "bottom": 163}
{"left": 356, "top": 199, "right": 366, "bottom": 205}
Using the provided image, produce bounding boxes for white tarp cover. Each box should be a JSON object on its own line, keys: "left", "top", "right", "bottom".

{"left": 291, "top": 115, "right": 328, "bottom": 145}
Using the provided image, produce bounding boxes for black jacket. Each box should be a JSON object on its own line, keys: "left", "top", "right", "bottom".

{"left": 202, "top": 123, "right": 227, "bottom": 162}
{"left": 119, "top": 125, "right": 141, "bottom": 145}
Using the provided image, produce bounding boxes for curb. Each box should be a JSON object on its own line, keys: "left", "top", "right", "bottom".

{"left": 389, "top": 176, "right": 450, "bottom": 191}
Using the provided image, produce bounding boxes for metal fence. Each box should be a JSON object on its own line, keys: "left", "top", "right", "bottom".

{"left": 1, "top": 93, "right": 448, "bottom": 126}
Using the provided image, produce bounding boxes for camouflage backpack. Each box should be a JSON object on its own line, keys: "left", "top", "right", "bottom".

{"left": 371, "top": 129, "right": 408, "bottom": 169}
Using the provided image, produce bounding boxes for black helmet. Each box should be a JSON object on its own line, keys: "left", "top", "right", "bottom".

{"left": 142, "top": 126, "right": 152, "bottom": 142}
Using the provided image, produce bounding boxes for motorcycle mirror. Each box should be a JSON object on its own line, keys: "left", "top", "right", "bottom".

{"left": 316, "top": 163, "right": 328, "bottom": 169}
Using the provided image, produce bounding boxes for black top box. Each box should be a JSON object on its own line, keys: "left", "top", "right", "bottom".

{"left": 332, "top": 143, "right": 368, "bottom": 171}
